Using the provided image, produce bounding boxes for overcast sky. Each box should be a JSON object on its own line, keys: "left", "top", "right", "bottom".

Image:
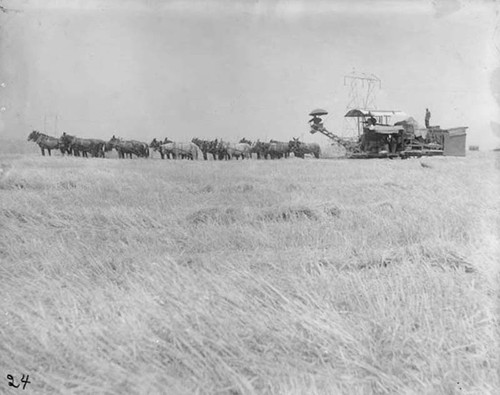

{"left": 1, "top": 0, "right": 499, "bottom": 148}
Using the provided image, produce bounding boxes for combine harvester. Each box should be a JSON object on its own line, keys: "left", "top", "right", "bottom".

{"left": 309, "top": 108, "right": 468, "bottom": 159}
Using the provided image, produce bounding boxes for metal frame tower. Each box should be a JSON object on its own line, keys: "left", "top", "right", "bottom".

{"left": 343, "top": 70, "right": 381, "bottom": 137}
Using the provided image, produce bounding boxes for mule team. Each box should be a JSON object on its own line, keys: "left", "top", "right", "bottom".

{"left": 27, "top": 131, "right": 321, "bottom": 160}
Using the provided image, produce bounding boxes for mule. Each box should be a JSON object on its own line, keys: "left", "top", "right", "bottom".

{"left": 268, "top": 140, "right": 291, "bottom": 159}
{"left": 107, "top": 136, "right": 148, "bottom": 159}
{"left": 150, "top": 138, "right": 175, "bottom": 159}
{"left": 289, "top": 138, "right": 321, "bottom": 158}
{"left": 225, "top": 142, "right": 251, "bottom": 160}
{"left": 216, "top": 140, "right": 231, "bottom": 160}
{"left": 239, "top": 137, "right": 252, "bottom": 145}
{"left": 27, "top": 130, "right": 64, "bottom": 156}
{"left": 192, "top": 138, "right": 218, "bottom": 160}
{"left": 61, "top": 133, "right": 106, "bottom": 158}
{"left": 160, "top": 142, "right": 201, "bottom": 160}
{"left": 251, "top": 140, "right": 270, "bottom": 159}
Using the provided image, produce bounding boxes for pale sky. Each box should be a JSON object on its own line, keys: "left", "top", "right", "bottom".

{"left": 1, "top": 0, "right": 499, "bottom": 148}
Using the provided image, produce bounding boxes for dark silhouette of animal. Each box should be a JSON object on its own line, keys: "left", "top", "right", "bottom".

{"left": 60, "top": 133, "right": 106, "bottom": 158}
{"left": 27, "top": 130, "right": 64, "bottom": 156}
{"left": 192, "top": 138, "right": 219, "bottom": 160}
{"left": 129, "top": 140, "right": 149, "bottom": 158}
{"left": 216, "top": 140, "right": 231, "bottom": 160}
{"left": 107, "top": 136, "right": 149, "bottom": 158}
{"left": 268, "top": 140, "right": 291, "bottom": 159}
{"left": 251, "top": 140, "right": 270, "bottom": 159}
{"left": 150, "top": 138, "right": 177, "bottom": 159}
{"left": 239, "top": 138, "right": 252, "bottom": 145}
{"left": 289, "top": 138, "right": 321, "bottom": 158}
{"left": 150, "top": 138, "right": 164, "bottom": 158}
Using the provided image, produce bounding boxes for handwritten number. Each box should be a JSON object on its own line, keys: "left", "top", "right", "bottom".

{"left": 6, "top": 374, "right": 31, "bottom": 390}
{"left": 7, "top": 374, "right": 20, "bottom": 388}
{"left": 21, "top": 375, "right": 31, "bottom": 390}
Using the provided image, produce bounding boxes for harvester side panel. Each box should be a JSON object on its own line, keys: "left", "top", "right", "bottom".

{"left": 443, "top": 127, "right": 467, "bottom": 157}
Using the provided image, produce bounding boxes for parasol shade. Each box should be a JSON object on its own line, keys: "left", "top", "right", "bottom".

{"left": 309, "top": 109, "right": 328, "bottom": 116}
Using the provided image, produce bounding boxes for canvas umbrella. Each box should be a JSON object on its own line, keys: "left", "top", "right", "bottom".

{"left": 309, "top": 109, "right": 328, "bottom": 116}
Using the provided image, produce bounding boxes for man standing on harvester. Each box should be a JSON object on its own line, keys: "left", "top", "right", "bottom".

{"left": 425, "top": 108, "right": 431, "bottom": 128}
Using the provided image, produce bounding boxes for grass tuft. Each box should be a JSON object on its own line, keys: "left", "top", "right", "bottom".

{"left": 186, "top": 207, "right": 238, "bottom": 225}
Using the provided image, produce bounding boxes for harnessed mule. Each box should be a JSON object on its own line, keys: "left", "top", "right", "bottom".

{"left": 225, "top": 142, "right": 251, "bottom": 160}
{"left": 192, "top": 138, "right": 219, "bottom": 160}
{"left": 160, "top": 142, "right": 201, "bottom": 160}
{"left": 107, "top": 136, "right": 148, "bottom": 159}
{"left": 289, "top": 138, "right": 321, "bottom": 158}
{"left": 61, "top": 133, "right": 106, "bottom": 158}
{"left": 251, "top": 140, "right": 270, "bottom": 159}
{"left": 268, "top": 140, "right": 291, "bottom": 159}
{"left": 27, "top": 131, "right": 64, "bottom": 156}
{"left": 214, "top": 140, "right": 230, "bottom": 160}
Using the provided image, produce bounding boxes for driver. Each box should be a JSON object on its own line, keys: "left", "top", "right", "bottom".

{"left": 365, "top": 114, "right": 377, "bottom": 131}
{"left": 309, "top": 115, "right": 325, "bottom": 132}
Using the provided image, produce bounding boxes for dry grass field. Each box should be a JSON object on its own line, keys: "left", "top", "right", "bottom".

{"left": 0, "top": 151, "right": 499, "bottom": 394}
